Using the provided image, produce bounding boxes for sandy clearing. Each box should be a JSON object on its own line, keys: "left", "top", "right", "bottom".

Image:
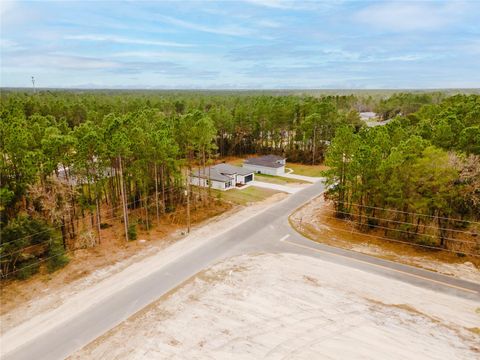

{"left": 0, "top": 193, "right": 287, "bottom": 355}
{"left": 71, "top": 253, "right": 480, "bottom": 359}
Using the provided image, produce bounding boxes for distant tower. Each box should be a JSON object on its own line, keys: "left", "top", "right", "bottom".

{"left": 31, "top": 76, "right": 36, "bottom": 93}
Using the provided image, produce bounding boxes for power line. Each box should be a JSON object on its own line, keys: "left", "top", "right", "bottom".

{"left": 314, "top": 211, "right": 478, "bottom": 246}
{"left": 1, "top": 187, "right": 224, "bottom": 269}
{"left": 0, "top": 187, "right": 180, "bottom": 247}
{"left": 295, "top": 215, "right": 480, "bottom": 257}
{"left": 320, "top": 206, "right": 479, "bottom": 238}
{"left": 331, "top": 200, "right": 480, "bottom": 225}
{"left": 2, "top": 247, "right": 75, "bottom": 278}
{"left": 0, "top": 189, "right": 178, "bottom": 249}
{"left": 1, "top": 195, "right": 221, "bottom": 278}
{"left": 0, "top": 212, "right": 128, "bottom": 260}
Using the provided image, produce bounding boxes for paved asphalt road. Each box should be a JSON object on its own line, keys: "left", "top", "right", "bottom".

{"left": 4, "top": 180, "right": 480, "bottom": 360}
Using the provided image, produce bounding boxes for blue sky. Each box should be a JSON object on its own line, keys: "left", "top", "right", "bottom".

{"left": 1, "top": 0, "right": 479, "bottom": 89}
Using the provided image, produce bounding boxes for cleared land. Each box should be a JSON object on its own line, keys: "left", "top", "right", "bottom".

{"left": 71, "top": 253, "right": 480, "bottom": 359}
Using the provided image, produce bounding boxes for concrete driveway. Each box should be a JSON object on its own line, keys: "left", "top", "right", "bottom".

{"left": 249, "top": 180, "right": 303, "bottom": 194}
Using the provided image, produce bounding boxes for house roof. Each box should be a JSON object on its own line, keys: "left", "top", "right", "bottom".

{"left": 244, "top": 155, "right": 285, "bottom": 168}
{"left": 191, "top": 163, "right": 253, "bottom": 182}
{"left": 214, "top": 163, "right": 253, "bottom": 176}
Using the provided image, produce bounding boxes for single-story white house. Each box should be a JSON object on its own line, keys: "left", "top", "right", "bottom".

{"left": 243, "top": 155, "right": 286, "bottom": 176}
{"left": 190, "top": 163, "right": 254, "bottom": 191}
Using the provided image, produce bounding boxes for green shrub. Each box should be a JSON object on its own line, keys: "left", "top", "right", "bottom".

{"left": 47, "top": 241, "right": 69, "bottom": 273}
{"left": 128, "top": 223, "right": 137, "bottom": 241}
{"left": 1, "top": 217, "right": 54, "bottom": 279}
{"left": 15, "top": 259, "right": 40, "bottom": 280}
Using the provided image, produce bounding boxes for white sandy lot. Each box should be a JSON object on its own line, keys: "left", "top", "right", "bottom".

{"left": 72, "top": 253, "right": 480, "bottom": 360}
{"left": 0, "top": 193, "right": 287, "bottom": 353}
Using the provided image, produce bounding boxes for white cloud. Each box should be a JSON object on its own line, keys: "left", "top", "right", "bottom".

{"left": 2, "top": 53, "right": 119, "bottom": 70}
{"left": 461, "top": 40, "right": 480, "bottom": 54}
{"left": 109, "top": 50, "right": 217, "bottom": 64}
{"left": 243, "top": 0, "right": 294, "bottom": 9}
{"left": 64, "top": 34, "right": 193, "bottom": 47}
{"left": 0, "top": 39, "right": 24, "bottom": 51}
{"left": 256, "top": 19, "right": 282, "bottom": 28}
{"left": 243, "top": 0, "right": 336, "bottom": 11}
{"left": 354, "top": 1, "right": 469, "bottom": 32}
{"left": 157, "top": 15, "right": 252, "bottom": 36}
{"left": 0, "top": 0, "right": 16, "bottom": 16}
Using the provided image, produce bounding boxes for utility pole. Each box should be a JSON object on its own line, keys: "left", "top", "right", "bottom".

{"left": 118, "top": 156, "right": 129, "bottom": 241}
{"left": 185, "top": 169, "right": 191, "bottom": 233}
{"left": 312, "top": 124, "right": 317, "bottom": 165}
{"left": 31, "top": 76, "right": 36, "bottom": 93}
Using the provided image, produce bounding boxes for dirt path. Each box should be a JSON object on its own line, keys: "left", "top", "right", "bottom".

{"left": 71, "top": 253, "right": 480, "bottom": 359}
{"left": 290, "top": 195, "right": 480, "bottom": 283}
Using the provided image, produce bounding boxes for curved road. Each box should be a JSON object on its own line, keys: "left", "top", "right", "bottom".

{"left": 3, "top": 180, "right": 479, "bottom": 360}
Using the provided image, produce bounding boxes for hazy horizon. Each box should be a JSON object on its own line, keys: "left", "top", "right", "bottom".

{"left": 2, "top": 0, "right": 480, "bottom": 89}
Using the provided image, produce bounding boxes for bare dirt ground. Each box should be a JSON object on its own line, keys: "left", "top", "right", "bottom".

{"left": 290, "top": 195, "right": 480, "bottom": 283}
{"left": 0, "top": 193, "right": 287, "bottom": 334}
{"left": 71, "top": 253, "right": 480, "bottom": 359}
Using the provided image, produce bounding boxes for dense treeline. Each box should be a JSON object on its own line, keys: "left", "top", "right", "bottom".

{"left": 325, "top": 95, "right": 480, "bottom": 255}
{"left": 1, "top": 90, "right": 478, "bottom": 278}
{"left": 0, "top": 90, "right": 364, "bottom": 278}
{"left": 0, "top": 91, "right": 365, "bottom": 161}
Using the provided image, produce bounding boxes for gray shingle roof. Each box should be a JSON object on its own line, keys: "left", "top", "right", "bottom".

{"left": 244, "top": 155, "right": 286, "bottom": 168}
{"left": 191, "top": 163, "right": 253, "bottom": 182}
{"left": 214, "top": 163, "right": 253, "bottom": 176}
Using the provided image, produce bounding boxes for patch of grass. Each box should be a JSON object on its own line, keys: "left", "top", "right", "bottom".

{"left": 212, "top": 186, "right": 283, "bottom": 206}
{"left": 287, "top": 163, "right": 328, "bottom": 177}
{"left": 255, "top": 173, "right": 308, "bottom": 185}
